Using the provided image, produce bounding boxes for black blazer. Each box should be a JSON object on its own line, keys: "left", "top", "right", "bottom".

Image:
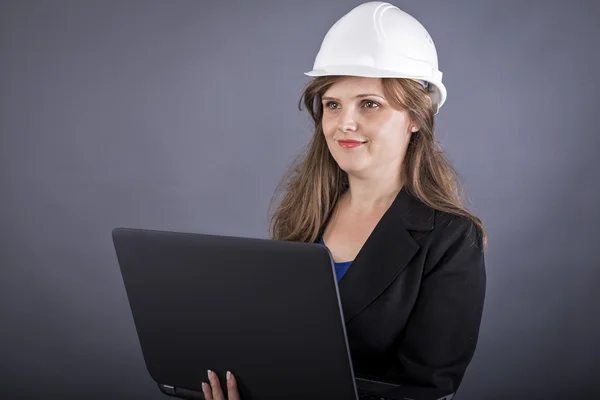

{"left": 316, "top": 186, "right": 486, "bottom": 393}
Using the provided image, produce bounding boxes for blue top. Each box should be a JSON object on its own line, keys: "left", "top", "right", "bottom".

{"left": 319, "top": 237, "right": 353, "bottom": 282}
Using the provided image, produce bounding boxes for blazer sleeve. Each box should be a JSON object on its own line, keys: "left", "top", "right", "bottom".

{"left": 390, "top": 215, "right": 487, "bottom": 392}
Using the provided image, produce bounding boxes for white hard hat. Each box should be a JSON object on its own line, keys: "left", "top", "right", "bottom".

{"left": 305, "top": 1, "right": 447, "bottom": 114}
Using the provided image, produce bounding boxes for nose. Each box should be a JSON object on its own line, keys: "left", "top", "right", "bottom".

{"left": 337, "top": 108, "right": 358, "bottom": 132}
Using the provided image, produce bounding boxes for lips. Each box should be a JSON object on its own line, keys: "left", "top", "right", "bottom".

{"left": 338, "top": 139, "right": 366, "bottom": 148}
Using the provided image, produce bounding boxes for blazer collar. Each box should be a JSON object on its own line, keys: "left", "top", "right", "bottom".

{"left": 335, "top": 185, "right": 434, "bottom": 323}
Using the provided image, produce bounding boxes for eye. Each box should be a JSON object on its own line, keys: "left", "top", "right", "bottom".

{"left": 362, "top": 100, "right": 380, "bottom": 108}
{"left": 324, "top": 101, "right": 339, "bottom": 110}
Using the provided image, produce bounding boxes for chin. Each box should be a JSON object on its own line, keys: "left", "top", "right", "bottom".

{"left": 337, "top": 162, "right": 368, "bottom": 176}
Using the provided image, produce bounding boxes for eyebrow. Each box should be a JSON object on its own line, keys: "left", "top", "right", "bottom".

{"left": 321, "top": 93, "right": 385, "bottom": 101}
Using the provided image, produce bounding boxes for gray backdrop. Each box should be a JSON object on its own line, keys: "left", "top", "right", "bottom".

{"left": 1, "top": 0, "right": 599, "bottom": 399}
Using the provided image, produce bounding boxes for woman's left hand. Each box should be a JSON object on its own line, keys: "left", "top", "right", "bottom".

{"left": 202, "top": 369, "right": 241, "bottom": 400}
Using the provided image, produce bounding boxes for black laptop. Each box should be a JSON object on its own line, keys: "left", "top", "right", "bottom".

{"left": 111, "top": 227, "right": 455, "bottom": 400}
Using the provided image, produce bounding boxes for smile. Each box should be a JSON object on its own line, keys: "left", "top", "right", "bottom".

{"left": 338, "top": 140, "right": 366, "bottom": 149}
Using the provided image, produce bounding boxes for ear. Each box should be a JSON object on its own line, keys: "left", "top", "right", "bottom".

{"left": 425, "top": 93, "right": 433, "bottom": 109}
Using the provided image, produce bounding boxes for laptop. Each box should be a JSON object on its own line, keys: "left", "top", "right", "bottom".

{"left": 111, "top": 227, "right": 455, "bottom": 400}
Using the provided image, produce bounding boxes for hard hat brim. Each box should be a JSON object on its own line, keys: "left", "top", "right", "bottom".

{"left": 304, "top": 65, "right": 447, "bottom": 112}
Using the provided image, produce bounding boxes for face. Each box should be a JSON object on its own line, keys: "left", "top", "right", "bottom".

{"left": 321, "top": 77, "right": 414, "bottom": 180}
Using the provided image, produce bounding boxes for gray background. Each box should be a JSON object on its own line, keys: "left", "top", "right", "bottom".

{"left": 1, "top": 0, "right": 599, "bottom": 399}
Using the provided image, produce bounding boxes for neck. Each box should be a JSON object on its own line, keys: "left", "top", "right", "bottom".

{"left": 343, "top": 171, "right": 404, "bottom": 213}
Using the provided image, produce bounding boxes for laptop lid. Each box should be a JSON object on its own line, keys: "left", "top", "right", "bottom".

{"left": 112, "top": 227, "right": 359, "bottom": 400}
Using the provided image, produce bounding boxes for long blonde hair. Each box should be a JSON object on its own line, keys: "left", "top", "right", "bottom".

{"left": 267, "top": 76, "right": 487, "bottom": 250}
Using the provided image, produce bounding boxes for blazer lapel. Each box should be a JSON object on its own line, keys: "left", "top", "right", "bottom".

{"left": 337, "top": 186, "right": 435, "bottom": 324}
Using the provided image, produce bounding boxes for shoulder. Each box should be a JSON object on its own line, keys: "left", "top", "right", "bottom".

{"left": 432, "top": 210, "right": 482, "bottom": 248}
{"left": 400, "top": 188, "right": 483, "bottom": 249}
{"left": 390, "top": 186, "right": 485, "bottom": 260}
{"left": 421, "top": 209, "right": 486, "bottom": 278}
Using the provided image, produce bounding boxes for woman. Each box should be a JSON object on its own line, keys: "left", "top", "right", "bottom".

{"left": 202, "top": 2, "right": 487, "bottom": 399}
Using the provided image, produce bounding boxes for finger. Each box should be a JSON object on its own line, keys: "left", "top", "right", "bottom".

{"left": 226, "top": 371, "right": 241, "bottom": 400}
{"left": 202, "top": 381, "right": 213, "bottom": 400}
{"left": 208, "top": 370, "right": 226, "bottom": 400}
